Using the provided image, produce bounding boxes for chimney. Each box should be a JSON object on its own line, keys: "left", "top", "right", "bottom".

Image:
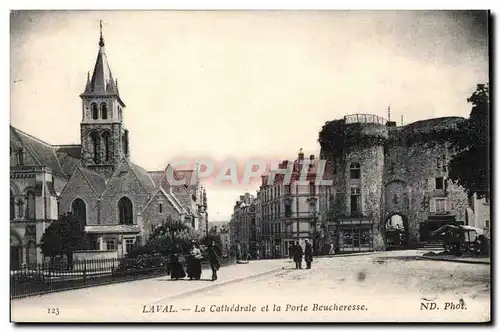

{"left": 298, "top": 149, "right": 304, "bottom": 160}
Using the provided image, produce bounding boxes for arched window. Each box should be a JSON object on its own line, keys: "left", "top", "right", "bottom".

{"left": 100, "top": 103, "right": 108, "bottom": 120}
{"left": 118, "top": 197, "right": 133, "bottom": 225}
{"left": 10, "top": 191, "right": 15, "bottom": 219}
{"left": 72, "top": 198, "right": 87, "bottom": 225}
{"left": 350, "top": 162, "right": 361, "bottom": 179}
{"left": 122, "top": 131, "right": 129, "bottom": 156}
{"left": 91, "top": 103, "right": 99, "bottom": 119}
{"left": 89, "top": 131, "right": 101, "bottom": 164}
{"left": 102, "top": 131, "right": 111, "bottom": 162}
{"left": 118, "top": 107, "right": 123, "bottom": 121}
{"left": 26, "top": 191, "right": 35, "bottom": 220}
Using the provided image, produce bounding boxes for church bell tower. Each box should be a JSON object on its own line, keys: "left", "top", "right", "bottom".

{"left": 79, "top": 22, "right": 130, "bottom": 177}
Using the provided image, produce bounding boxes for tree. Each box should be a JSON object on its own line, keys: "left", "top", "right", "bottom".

{"left": 449, "top": 83, "right": 490, "bottom": 199}
{"left": 126, "top": 215, "right": 199, "bottom": 258}
{"left": 40, "top": 213, "right": 86, "bottom": 268}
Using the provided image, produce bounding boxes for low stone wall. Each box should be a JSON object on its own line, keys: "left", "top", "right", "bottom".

{"left": 72, "top": 250, "right": 119, "bottom": 273}
{"left": 73, "top": 250, "right": 118, "bottom": 261}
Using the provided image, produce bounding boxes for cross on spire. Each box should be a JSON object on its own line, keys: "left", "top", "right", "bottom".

{"left": 99, "top": 20, "right": 105, "bottom": 47}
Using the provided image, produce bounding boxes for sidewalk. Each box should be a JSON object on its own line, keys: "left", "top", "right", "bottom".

{"left": 11, "top": 258, "right": 289, "bottom": 313}
{"left": 417, "top": 255, "right": 490, "bottom": 265}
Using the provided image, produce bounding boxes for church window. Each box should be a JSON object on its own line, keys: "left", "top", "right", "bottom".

{"left": 10, "top": 191, "right": 15, "bottom": 219}
{"left": 26, "top": 191, "right": 36, "bottom": 220}
{"left": 118, "top": 197, "right": 133, "bottom": 225}
{"left": 122, "top": 131, "right": 129, "bottom": 155}
{"left": 159, "top": 203, "right": 163, "bottom": 213}
{"left": 350, "top": 162, "right": 361, "bottom": 179}
{"left": 102, "top": 131, "right": 111, "bottom": 162}
{"left": 72, "top": 198, "right": 87, "bottom": 226}
{"left": 90, "top": 132, "right": 101, "bottom": 164}
{"left": 16, "top": 149, "right": 24, "bottom": 165}
{"left": 100, "top": 103, "right": 108, "bottom": 119}
{"left": 91, "top": 103, "right": 99, "bottom": 119}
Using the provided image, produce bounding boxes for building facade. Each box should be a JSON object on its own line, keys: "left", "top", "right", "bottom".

{"left": 228, "top": 151, "right": 328, "bottom": 259}
{"left": 10, "top": 30, "right": 207, "bottom": 268}
{"left": 318, "top": 114, "right": 471, "bottom": 253}
{"left": 229, "top": 193, "right": 255, "bottom": 258}
{"left": 259, "top": 150, "right": 326, "bottom": 258}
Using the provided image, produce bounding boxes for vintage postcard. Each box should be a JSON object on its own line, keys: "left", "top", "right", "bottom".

{"left": 9, "top": 10, "right": 490, "bottom": 323}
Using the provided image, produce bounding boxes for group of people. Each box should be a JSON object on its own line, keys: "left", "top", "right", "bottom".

{"left": 288, "top": 239, "right": 313, "bottom": 269}
{"left": 169, "top": 240, "right": 223, "bottom": 281}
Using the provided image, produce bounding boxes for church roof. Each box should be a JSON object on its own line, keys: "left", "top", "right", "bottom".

{"left": 10, "top": 126, "right": 68, "bottom": 176}
{"left": 80, "top": 27, "right": 125, "bottom": 106}
{"left": 54, "top": 145, "right": 81, "bottom": 176}
{"left": 129, "top": 161, "right": 156, "bottom": 194}
{"left": 79, "top": 166, "right": 107, "bottom": 195}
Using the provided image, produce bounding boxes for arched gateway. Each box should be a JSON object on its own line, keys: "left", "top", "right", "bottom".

{"left": 384, "top": 213, "right": 409, "bottom": 250}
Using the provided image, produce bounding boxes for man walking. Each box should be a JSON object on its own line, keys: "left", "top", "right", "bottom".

{"left": 207, "top": 240, "right": 222, "bottom": 281}
{"left": 304, "top": 239, "right": 313, "bottom": 269}
{"left": 288, "top": 243, "right": 294, "bottom": 261}
{"left": 293, "top": 241, "right": 303, "bottom": 269}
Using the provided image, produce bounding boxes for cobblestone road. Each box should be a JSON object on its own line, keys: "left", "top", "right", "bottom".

{"left": 11, "top": 250, "right": 490, "bottom": 323}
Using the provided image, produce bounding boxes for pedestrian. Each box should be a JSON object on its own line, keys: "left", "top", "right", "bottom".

{"left": 187, "top": 241, "right": 203, "bottom": 280}
{"left": 328, "top": 243, "right": 335, "bottom": 255}
{"left": 169, "top": 243, "right": 186, "bottom": 280}
{"left": 288, "top": 243, "right": 294, "bottom": 261}
{"left": 304, "top": 239, "right": 313, "bottom": 269}
{"left": 293, "top": 241, "right": 303, "bottom": 269}
{"left": 207, "top": 240, "right": 222, "bottom": 281}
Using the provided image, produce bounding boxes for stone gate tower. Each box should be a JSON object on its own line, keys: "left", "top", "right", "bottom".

{"left": 340, "top": 115, "right": 389, "bottom": 251}
{"left": 79, "top": 23, "right": 129, "bottom": 177}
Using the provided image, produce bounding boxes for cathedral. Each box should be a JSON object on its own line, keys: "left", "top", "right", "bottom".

{"left": 10, "top": 28, "right": 208, "bottom": 269}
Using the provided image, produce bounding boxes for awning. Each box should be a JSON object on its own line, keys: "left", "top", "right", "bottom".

{"left": 85, "top": 225, "right": 140, "bottom": 234}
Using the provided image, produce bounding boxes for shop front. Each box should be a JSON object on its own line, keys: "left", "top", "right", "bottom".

{"left": 338, "top": 218, "right": 374, "bottom": 253}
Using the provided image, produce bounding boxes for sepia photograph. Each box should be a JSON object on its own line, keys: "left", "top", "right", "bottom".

{"left": 9, "top": 9, "right": 490, "bottom": 323}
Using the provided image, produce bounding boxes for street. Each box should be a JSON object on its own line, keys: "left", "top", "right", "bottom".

{"left": 11, "top": 250, "right": 490, "bottom": 323}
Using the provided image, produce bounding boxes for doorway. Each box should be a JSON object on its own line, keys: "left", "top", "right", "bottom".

{"left": 385, "top": 214, "right": 409, "bottom": 249}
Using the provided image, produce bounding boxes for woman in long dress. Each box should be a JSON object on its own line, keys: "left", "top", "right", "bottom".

{"left": 169, "top": 244, "right": 186, "bottom": 280}
{"left": 186, "top": 242, "right": 203, "bottom": 280}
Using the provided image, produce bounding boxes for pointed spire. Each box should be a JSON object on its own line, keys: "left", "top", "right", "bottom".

{"left": 99, "top": 20, "right": 105, "bottom": 47}
{"left": 80, "top": 21, "right": 125, "bottom": 106}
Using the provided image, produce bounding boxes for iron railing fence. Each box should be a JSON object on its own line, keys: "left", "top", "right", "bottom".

{"left": 11, "top": 254, "right": 235, "bottom": 299}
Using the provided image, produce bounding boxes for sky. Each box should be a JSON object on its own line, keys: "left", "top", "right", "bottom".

{"left": 10, "top": 10, "right": 488, "bottom": 221}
